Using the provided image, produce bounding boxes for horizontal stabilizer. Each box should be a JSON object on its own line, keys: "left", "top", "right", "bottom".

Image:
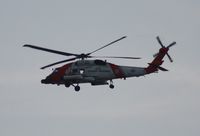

{"left": 158, "top": 66, "right": 168, "bottom": 71}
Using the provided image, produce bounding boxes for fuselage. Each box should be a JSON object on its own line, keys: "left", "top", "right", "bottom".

{"left": 41, "top": 59, "right": 146, "bottom": 85}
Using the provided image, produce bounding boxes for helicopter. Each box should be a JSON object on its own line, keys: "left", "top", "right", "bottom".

{"left": 23, "top": 36, "right": 176, "bottom": 91}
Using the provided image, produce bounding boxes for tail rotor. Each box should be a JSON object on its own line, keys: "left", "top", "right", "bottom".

{"left": 145, "top": 36, "right": 176, "bottom": 74}
{"left": 156, "top": 36, "right": 176, "bottom": 62}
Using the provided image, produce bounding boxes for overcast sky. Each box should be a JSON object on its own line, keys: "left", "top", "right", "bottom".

{"left": 0, "top": 0, "right": 200, "bottom": 136}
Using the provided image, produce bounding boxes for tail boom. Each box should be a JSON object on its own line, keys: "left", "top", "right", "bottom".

{"left": 145, "top": 47, "right": 169, "bottom": 74}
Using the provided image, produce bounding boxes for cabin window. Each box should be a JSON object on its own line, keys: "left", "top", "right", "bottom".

{"left": 53, "top": 69, "right": 58, "bottom": 73}
{"left": 72, "top": 69, "right": 78, "bottom": 73}
{"left": 80, "top": 69, "right": 85, "bottom": 74}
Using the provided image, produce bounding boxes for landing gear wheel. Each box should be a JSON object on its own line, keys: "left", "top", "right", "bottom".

{"left": 74, "top": 86, "right": 80, "bottom": 92}
{"left": 65, "top": 83, "right": 70, "bottom": 88}
{"left": 109, "top": 80, "right": 114, "bottom": 89}
{"left": 109, "top": 84, "right": 114, "bottom": 89}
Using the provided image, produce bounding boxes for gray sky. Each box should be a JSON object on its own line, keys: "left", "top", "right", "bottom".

{"left": 0, "top": 0, "right": 200, "bottom": 136}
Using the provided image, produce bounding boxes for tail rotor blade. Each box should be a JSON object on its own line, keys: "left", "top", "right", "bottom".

{"left": 167, "top": 42, "right": 176, "bottom": 48}
{"left": 156, "top": 36, "right": 164, "bottom": 47}
{"left": 166, "top": 53, "right": 173, "bottom": 62}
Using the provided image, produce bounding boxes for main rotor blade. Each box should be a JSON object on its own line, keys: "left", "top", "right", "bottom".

{"left": 90, "top": 56, "right": 141, "bottom": 59}
{"left": 41, "top": 57, "right": 77, "bottom": 69}
{"left": 88, "top": 36, "right": 127, "bottom": 55}
{"left": 156, "top": 36, "right": 164, "bottom": 47}
{"left": 23, "top": 44, "right": 78, "bottom": 57}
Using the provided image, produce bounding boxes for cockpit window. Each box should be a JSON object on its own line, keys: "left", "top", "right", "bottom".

{"left": 94, "top": 60, "right": 106, "bottom": 65}
{"left": 53, "top": 69, "right": 58, "bottom": 73}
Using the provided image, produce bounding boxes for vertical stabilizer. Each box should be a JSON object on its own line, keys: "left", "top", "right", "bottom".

{"left": 145, "top": 36, "right": 176, "bottom": 74}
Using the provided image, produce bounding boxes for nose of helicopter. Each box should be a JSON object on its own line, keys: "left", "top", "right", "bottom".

{"left": 41, "top": 76, "right": 52, "bottom": 84}
{"left": 41, "top": 71, "right": 59, "bottom": 84}
{"left": 41, "top": 79, "right": 47, "bottom": 84}
{"left": 41, "top": 79, "right": 50, "bottom": 84}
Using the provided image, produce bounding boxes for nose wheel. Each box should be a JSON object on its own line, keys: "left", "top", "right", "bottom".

{"left": 65, "top": 82, "right": 71, "bottom": 88}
